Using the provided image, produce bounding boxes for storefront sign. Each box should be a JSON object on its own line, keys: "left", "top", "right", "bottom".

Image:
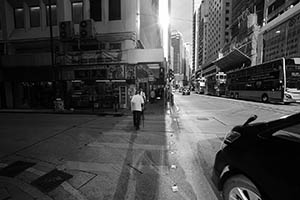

{"left": 57, "top": 51, "right": 122, "bottom": 65}
{"left": 125, "top": 65, "right": 136, "bottom": 80}
{"left": 69, "top": 64, "right": 136, "bottom": 81}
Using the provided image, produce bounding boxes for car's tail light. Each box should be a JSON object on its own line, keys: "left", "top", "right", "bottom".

{"left": 221, "top": 131, "right": 241, "bottom": 149}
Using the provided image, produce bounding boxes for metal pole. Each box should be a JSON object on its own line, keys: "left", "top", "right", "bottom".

{"left": 48, "top": 0, "right": 55, "bottom": 79}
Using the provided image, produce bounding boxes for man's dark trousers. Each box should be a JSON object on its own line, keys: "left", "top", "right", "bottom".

{"left": 133, "top": 111, "right": 142, "bottom": 129}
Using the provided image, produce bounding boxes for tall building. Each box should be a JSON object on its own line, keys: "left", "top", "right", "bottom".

{"left": 192, "top": 11, "right": 196, "bottom": 74}
{"left": 183, "top": 42, "right": 192, "bottom": 84}
{"left": 194, "top": 0, "right": 231, "bottom": 79}
{"left": 0, "top": 0, "right": 166, "bottom": 109}
{"left": 171, "top": 31, "right": 184, "bottom": 74}
{"left": 213, "top": 0, "right": 264, "bottom": 74}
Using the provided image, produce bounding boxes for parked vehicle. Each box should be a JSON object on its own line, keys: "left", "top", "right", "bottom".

{"left": 226, "top": 57, "right": 300, "bottom": 103}
{"left": 182, "top": 88, "right": 190, "bottom": 95}
{"left": 212, "top": 112, "right": 300, "bottom": 200}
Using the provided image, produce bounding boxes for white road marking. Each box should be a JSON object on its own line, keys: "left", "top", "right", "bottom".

{"left": 88, "top": 142, "right": 167, "bottom": 151}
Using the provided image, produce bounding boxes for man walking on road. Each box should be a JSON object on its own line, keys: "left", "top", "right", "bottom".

{"left": 131, "top": 90, "right": 144, "bottom": 130}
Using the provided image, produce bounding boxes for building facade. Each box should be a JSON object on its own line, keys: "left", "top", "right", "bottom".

{"left": 193, "top": 0, "right": 231, "bottom": 83}
{"left": 0, "top": 0, "right": 165, "bottom": 109}
{"left": 171, "top": 31, "right": 184, "bottom": 75}
{"left": 265, "top": 0, "right": 300, "bottom": 23}
{"left": 258, "top": 2, "right": 300, "bottom": 63}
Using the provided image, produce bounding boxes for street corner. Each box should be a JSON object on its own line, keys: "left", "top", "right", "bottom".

{"left": 0, "top": 175, "right": 53, "bottom": 200}
{"left": 0, "top": 159, "right": 89, "bottom": 200}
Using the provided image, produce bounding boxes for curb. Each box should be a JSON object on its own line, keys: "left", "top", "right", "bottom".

{"left": 0, "top": 110, "right": 129, "bottom": 117}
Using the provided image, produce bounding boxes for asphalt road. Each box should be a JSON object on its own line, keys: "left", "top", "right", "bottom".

{"left": 0, "top": 94, "right": 299, "bottom": 200}
{"left": 171, "top": 91, "right": 300, "bottom": 200}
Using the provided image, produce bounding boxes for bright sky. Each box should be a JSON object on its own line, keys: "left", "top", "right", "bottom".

{"left": 170, "top": 0, "right": 202, "bottom": 43}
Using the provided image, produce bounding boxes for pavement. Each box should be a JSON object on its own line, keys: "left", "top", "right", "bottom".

{"left": 0, "top": 99, "right": 168, "bottom": 117}
{"left": 0, "top": 99, "right": 174, "bottom": 200}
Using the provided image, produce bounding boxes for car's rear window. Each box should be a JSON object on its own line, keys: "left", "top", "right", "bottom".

{"left": 273, "top": 124, "right": 300, "bottom": 143}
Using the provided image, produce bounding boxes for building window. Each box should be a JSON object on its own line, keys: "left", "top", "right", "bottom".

{"left": 109, "top": 0, "right": 121, "bottom": 20}
{"left": 14, "top": 8, "right": 25, "bottom": 29}
{"left": 30, "top": 6, "right": 40, "bottom": 27}
{"left": 72, "top": 2, "right": 83, "bottom": 24}
{"left": 226, "top": 2, "right": 230, "bottom": 7}
{"left": 90, "top": 0, "right": 101, "bottom": 21}
{"left": 46, "top": 4, "right": 57, "bottom": 26}
{"left": 109, "top": 43, "right": 121, "bottom": 50}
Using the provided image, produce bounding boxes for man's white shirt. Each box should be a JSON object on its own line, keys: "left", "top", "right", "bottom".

{"left": 131, "top": 94, "right": 144, "bottom": 111}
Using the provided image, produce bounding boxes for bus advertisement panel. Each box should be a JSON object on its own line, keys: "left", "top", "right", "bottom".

{"left": 226, "top": 57, "right": 300, "bottom": 103}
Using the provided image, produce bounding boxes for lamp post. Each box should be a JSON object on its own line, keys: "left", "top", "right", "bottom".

{"left": 48, "top": 0, "right": 56, "bottom": 100}
{"left": 48, "top": 0, "right": 54, "bottom": 74}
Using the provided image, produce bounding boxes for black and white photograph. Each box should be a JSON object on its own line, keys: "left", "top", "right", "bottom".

{"left": 1, "top": 0, "right": 300, "bottom": 199}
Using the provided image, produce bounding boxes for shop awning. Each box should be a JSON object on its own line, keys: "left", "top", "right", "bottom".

{"left": 214, "top": 49, "right": 251, "bottom": 72}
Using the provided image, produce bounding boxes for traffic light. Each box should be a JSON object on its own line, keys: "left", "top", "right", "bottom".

{"left": 59, "top": 21, "right": 74, "bottom": 41}
{"left": 168, "top": 69, "right": 174, "bottom": 81}
{"left": 80, "top": 19, "right": 95, "bottom": 39}
{"left": 159, "top": 67, "right": 165, "bottom": 79}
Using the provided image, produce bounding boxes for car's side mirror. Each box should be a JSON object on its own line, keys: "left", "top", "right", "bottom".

{"left": 243, "top": 115, "right": 258, "bottom": 127}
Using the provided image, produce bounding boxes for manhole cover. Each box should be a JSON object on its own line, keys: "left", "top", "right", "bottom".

{"left": 0, "top": 161, "right": 35, "bottom": 177}
{"left": 196, "top": 117, "right": 209, "bottom": 120}
{"left": 31, "top": 169, "right": 73, "bottom": 193}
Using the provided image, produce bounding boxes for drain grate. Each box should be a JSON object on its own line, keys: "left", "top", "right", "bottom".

{"left": 196, "top": 117, "right": 209, "bottom": 121}
{"left": 31, "top": 169, "right": 73, "bottom": 193}
{"left": 0, "top": 161, "right": 35, "bottom": 177}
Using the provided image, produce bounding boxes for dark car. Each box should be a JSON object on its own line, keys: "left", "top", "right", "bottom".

{"left": 212, "top": 113, "right": 300, "bottom": 200}
{"left": 182, "top": 89, "right": 190, "bottom": 95}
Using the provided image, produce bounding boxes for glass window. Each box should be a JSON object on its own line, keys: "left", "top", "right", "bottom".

{"left": 72, "top": 2, "right": 83, "bottom": 24}
{"left": 30, "top": 6, "right": 40, "bottom": 27}
{"left": 109, "top": 0, "right": 121, "bottom": 21}
{"left": 90, "top": 0, "right": 101, "bottom": 21}
{"left": 109, "top": 43, "right": 121, "bottom": 50}
{"left": 46, "top": 4, "right": 57, "bottom": 26}
{"left": 14, "top": 8, "right": 25, "bottom": 29}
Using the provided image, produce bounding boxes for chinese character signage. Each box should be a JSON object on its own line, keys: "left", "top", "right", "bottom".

{"left": 125, "top": 65, "right": 136, "bottom": 80}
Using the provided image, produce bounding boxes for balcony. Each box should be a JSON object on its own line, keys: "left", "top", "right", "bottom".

{"left": 1, "top": 52, "right": 52, "bottom": 67}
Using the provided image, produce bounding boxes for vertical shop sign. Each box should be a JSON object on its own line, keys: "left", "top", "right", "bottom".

{"left": 125, "top": 65, "right": 136, "bottom": 80}
{"left": 107, "top": 64, "right": 125, "bottom": 79}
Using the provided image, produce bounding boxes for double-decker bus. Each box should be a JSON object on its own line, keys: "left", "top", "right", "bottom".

{"left": 206, "top": 72, "right": 226, "bottom": 96}
{"left": 215, "top": 72, "right": 226, "bottom": 96}
{"left": 195, "top": 77, "right": 206, "bottom": 94}
{"left": 226, "top": 57, "right": 300, "bottom": 103}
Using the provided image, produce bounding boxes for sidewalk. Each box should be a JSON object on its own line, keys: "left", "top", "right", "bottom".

{"left": 0, "top": 99, "right": 170, "bottom": 200}
{"left": 0, "top": 107, "right": 130, "bottom": 116}
{"left": 0, "top": 99, "right": 167, "bottom": 116}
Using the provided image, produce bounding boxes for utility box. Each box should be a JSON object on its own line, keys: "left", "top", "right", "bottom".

{"left": 59, "top": 21, "right": 74, "bottom": 41}
{"left": 80, "top": 19, "right": 95, "bottom": 39}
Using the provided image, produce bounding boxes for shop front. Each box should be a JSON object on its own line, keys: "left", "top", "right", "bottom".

{"left": 61, "top": 64, "right": 136, "bottom": 110}
{"left": 2, "top": 66, "right": 55, "bottom": 109}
